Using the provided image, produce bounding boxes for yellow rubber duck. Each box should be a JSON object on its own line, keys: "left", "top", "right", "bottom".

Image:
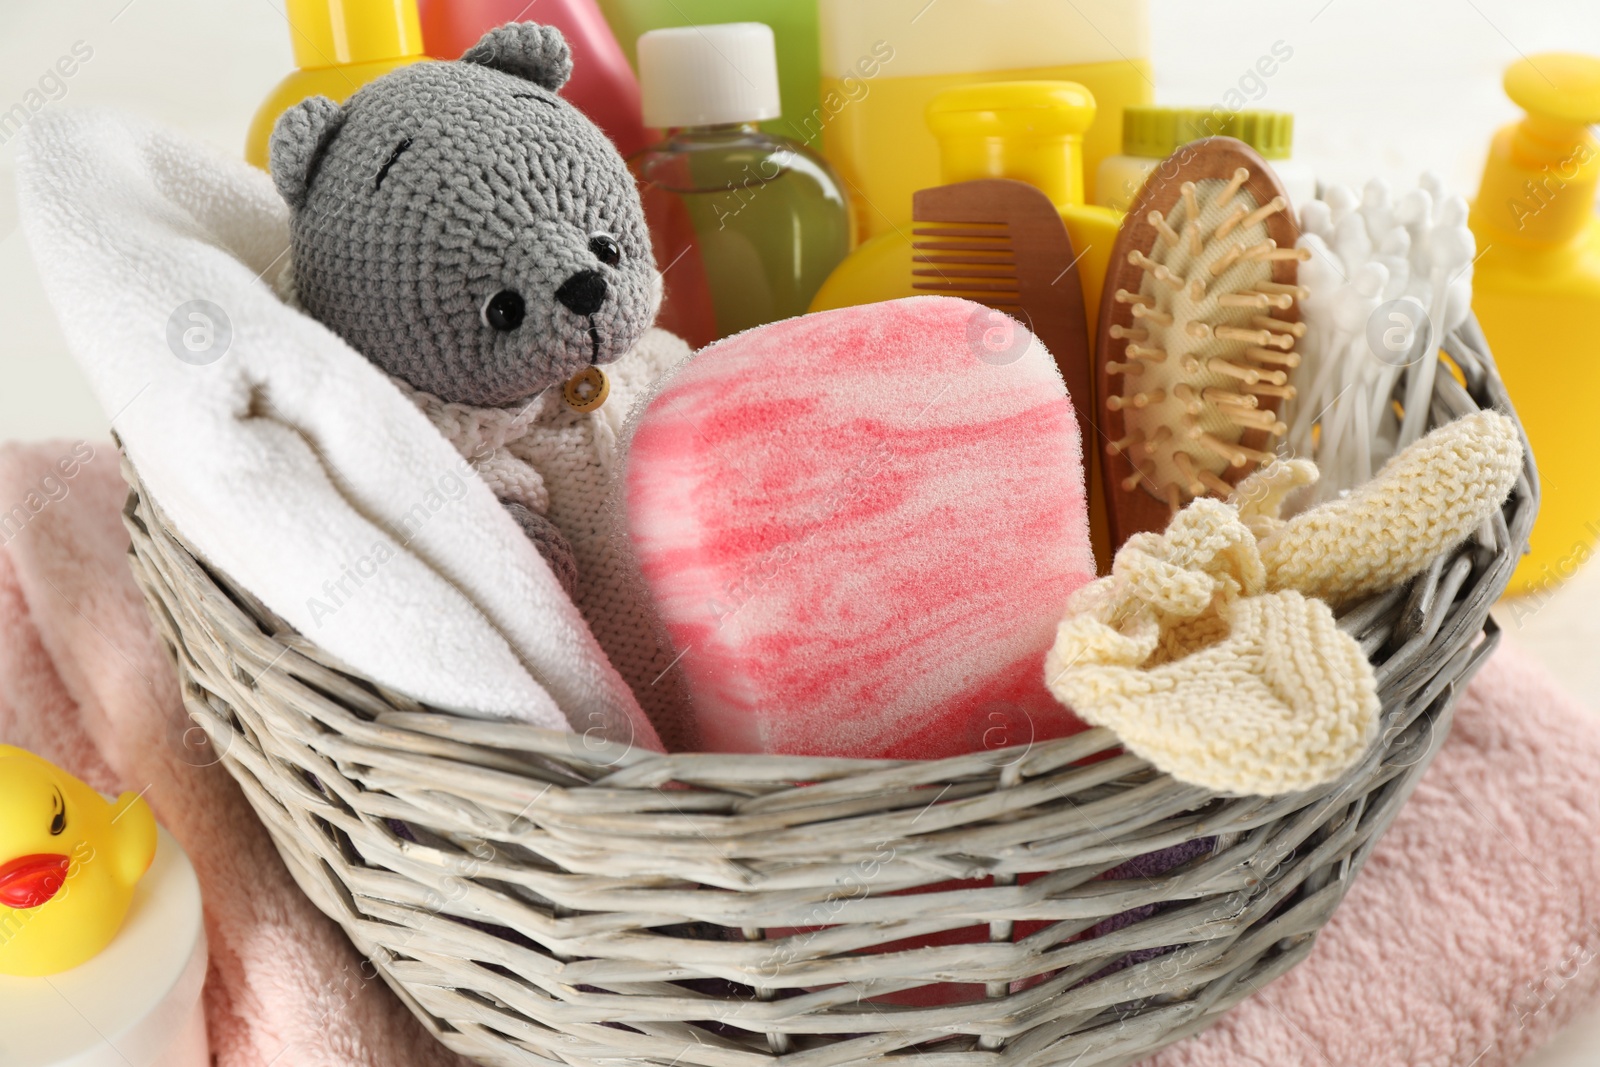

{"left": 0, "top": 745, "right": 157, "bottom": 976}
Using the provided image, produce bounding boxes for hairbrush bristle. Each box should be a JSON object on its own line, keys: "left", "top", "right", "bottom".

{"left": 1104, "top": 166, "right": 1307, "bottom": 515}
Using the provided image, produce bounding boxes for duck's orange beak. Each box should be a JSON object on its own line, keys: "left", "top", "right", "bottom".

{"left": 0, "top": 853, "right": 70, "bottom": 909}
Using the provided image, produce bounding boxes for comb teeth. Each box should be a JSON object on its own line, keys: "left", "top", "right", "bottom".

{"left": 1103, "top": 159, "right": 1304, "bottom": 517}
{"left": 910, "top": 223, "right": 1021, "bottom": 305}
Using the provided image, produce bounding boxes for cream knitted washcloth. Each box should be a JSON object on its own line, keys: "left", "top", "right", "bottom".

{"left": 393, "top": 328, "right": 694, "bottom": 728}
{"left": 1247, "top": 410, "right": 1524, "bottom": 606}
{"left": 1045, "top": 411, "right": 1523, "bottom": 795}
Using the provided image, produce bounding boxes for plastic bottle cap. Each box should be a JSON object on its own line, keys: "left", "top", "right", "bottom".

{"left": 926, "top": 81, "right": 1097, "bottom": 140}
{"left": 1230, "top": 111, "right": 1294, "bottom": 160}
{"left": 637, "top": 23, "right": 782, "bottom": 128}
{"left": 1472, "top": 51, "right": 1600, "bottom": 247}
{"left": 926, "top": 82, "right": 1097, "bottom": 209}
{"left": 1505, "top": 53, "right": 1600, "bottom": 127}
{"left": 285, "top": 0, "right": 424, "bottom": 70}
{"left": 1121, "top": 106, "right": 1294, "bottom": 160}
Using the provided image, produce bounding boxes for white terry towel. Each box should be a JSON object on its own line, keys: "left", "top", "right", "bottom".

{"left": 17, "top": 109, "right": 665, "bottom": 752}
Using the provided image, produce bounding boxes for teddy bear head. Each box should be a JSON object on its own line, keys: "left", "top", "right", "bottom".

{"left": 269, "top": 23, "right": 659, "bottom": 407}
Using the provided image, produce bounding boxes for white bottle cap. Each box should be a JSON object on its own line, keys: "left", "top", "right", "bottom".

{"left": 638, "top": 23, "right": 782, "bottom": 129}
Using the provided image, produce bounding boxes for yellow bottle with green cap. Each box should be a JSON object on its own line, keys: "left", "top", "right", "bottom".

{"left": 1096, "top": 106, "right": 1315, "bottom": 213}
{"left": 809, "top": 81, "right": 1119, "bottom": 344}
{"left": 1469, "top": 53, "right": 1600, "bottom": 597}
{"left": 244, "top": 0, "right": 428, "bottom": 170}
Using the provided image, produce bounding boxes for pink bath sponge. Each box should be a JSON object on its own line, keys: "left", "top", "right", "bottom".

{"left": 624, "top": 297, "right": 1096, "bottom": 759}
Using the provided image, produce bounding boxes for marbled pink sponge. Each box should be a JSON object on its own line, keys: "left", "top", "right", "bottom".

{"left": 625, "top": 297, "right": 1096, "bottom": 759}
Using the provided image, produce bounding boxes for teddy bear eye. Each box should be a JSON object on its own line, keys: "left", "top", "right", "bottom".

{"left": 483, "top": 290, "right": 526, "bottom": 332}
{"left": 589, "top": 234, "right": 622, "bottom": 267}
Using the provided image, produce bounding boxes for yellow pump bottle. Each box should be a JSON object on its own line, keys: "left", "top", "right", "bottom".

{"left": 1468, "top": 53, "right": 1600, "bottom": 597}
{"left": 809, "top": 81, "right": 1119, "bottom": 343}
{"left": 244, "top": 0, "right": 428, "bottom": 170}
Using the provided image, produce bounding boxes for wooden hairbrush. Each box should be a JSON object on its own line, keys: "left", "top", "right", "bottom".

{"left": 1096, "top": 137, "right": 1309, "bottom": 549}
{"left": 912, "top": 179, "right": 1093, "bottom": 453}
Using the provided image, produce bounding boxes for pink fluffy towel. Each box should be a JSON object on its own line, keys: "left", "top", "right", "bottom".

{"left": 3, "top": 437, "right": 1600, "bottom": 1067}
{"left": 1143, "top": 643, "right": 1600, "bottom": 1067}
{"left": 0, "top": 442, "right": 469, "bottom": 1067}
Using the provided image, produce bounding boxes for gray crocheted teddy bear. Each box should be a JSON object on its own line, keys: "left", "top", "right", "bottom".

{"left": 267, "top": 22, "right": 661, "bottom": 591}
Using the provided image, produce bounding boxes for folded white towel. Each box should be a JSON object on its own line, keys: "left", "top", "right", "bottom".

{"left": 17, "top": 109, "right": 665, "bottom": 750}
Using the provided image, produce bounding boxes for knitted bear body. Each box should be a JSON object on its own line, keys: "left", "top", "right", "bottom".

{"left": 394, "top": 327, "right": 691, "bottom": 722}
{"left": 268, "top": 23, "right": 684, "bottom": 715}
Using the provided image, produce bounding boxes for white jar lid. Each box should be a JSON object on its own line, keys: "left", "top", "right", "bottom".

{"left": 0, "top": 828, "right": 208, "bottom": 1067}
{"left": 638, "top": 23, "right": 783, "bottom": 128}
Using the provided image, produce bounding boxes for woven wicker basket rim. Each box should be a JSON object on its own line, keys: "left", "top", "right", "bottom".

{"left": 119, "top": 317, "right": 1538, "bottom": 1067}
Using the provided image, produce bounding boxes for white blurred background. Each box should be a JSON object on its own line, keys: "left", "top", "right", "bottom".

{"left": 1, "top": 4, "right": 1599, "bottom": 1060}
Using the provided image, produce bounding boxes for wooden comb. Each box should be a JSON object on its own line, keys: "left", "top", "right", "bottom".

{"left": 911, "top": 179, "right": 1094, "bottom": 454}
{"left": 1095, "top": 137, "right": 1308, "bottom": 550}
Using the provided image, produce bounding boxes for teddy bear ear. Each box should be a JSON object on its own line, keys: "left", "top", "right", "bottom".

{"left": 462, "top": 22, "right": 573, "bottom": 91}
{"left": 269, "top": 96, "right": 346, "bottom": 210}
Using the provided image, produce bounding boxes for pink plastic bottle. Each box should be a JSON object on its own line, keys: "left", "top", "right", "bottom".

{"left": 416, "top": 0, "right": 650, "bottom": 157}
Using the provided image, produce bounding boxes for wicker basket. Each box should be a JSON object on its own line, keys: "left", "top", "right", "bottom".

{"left": 121, "top": 316, "right": 1535, "bottom": 1067}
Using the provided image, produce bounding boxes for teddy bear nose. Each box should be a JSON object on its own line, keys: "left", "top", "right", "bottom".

{"left": 555, "top": 270, "right": 608, "bottom": 316}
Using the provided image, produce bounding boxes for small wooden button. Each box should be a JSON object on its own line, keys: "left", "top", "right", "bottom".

{"left": 563, "top": 366, "right": 610, "bottom": 413}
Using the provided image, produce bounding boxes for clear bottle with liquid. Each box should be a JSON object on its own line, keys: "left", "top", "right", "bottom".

{"left": 630, "top": 23, "right": 851, "bottom": 349}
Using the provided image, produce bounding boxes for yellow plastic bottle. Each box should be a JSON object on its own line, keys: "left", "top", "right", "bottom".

{"left": 810, "top": 81, "right": 1118, "bottom": 343}
{"left": 1468, "top": 53, "right": 1600, "bottom": 597}
{"left": 816, "top": 0, "right": 1150, "bottom": 242}
{"left": 245, "top": 0, "right": 428, "bottom": 169}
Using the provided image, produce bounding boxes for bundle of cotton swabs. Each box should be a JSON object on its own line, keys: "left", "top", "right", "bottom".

{"left": 1283, "top": 174, "right": 1476, "bottom": 505}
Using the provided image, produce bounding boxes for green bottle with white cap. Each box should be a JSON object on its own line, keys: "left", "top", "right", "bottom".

{"left": 629, "top": 22, "right": 851, "bottom": 350}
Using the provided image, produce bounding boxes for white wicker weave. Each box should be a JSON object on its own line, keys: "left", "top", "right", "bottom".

{"left": 120, "top": 317, "right": 1535, "bottom": 1067}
